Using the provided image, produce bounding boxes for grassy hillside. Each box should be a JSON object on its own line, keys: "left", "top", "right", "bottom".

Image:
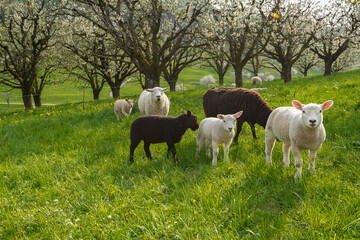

{"left": 0, "top": 69, "right": 359, "bottom": 238}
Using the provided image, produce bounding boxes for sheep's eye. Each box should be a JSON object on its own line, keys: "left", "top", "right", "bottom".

{"left": 319, "top": 110, "right": 322, "bottom": 113}
{"left": 302, "top": 110, "right": 305, "bottom": 114}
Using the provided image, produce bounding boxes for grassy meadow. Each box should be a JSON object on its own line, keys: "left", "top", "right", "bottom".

{"left": 0, "top": 69, "right": 359, "bottom": 239}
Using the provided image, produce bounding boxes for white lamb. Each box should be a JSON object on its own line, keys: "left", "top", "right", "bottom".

{"left": 138, "top": 87, "right": 170, "bottom": 116}
{"left": 265, "top": 100, "right": 334, "bottom": 180}
{"left": 251, "top": 76, "right": 262, "bottom": 85}
{"left": 196, "top": 111, "right": 243, "bottom": 166}
{"left": 114, "top": 99, "right": 136, "bottom": 120}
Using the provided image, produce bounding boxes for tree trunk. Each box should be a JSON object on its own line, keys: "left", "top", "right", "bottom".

{"left": 303, "top": 69, "right": 308, "bottom": 77}
{"left": 110, "top": 86, "right": 120, "bottom": 99}
{"left": 92, "top": 88, "right": 102, "bottom": 100}
{"left": 22, "top": 88, "right": 33, "bottom": 110}
{"left": 144, "top": 73, "right": 160, "bottom": 89}
{"left": 219, "top": 74, "right": 224, "bottom": 86}
{"left": 283, "top": 64, "right": 292, "bottom": 83}
{"left": 168, "top": 79, "right": 177, "bottom": 92}
{"left": 33, "top": 94, "right": 42, "bottom": 108}
{"left": 324, "top": 59, "right": 333, "bottom": 76}
{"left": 234, "top": 66, "right": 243, "bottom": 88}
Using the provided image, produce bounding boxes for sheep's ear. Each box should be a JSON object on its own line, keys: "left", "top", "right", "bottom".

{"left": 125, "top": 98, "right": 129, "bottom": 102}
{"left": 292, "top": 100, "right": 303, "bottom": 110}
{"left": 162, "top": 87, "right": 169, "bottom": 92}
{"left": 146, "top": 88, "right": 153, "bottom": 92}
{"left": 234, "top": 111, "right": 243, "bottom": 119}
{"left": 187, "top": 110, "right": 191, "bottom": 117}
{"left": 217, "top": 114, "right": 224, "bottom": 120}
{"left": 322, "top": 100, "right": 333, "bottom": 110}
{"left": 133, "top": 99, "right": 137, "bottom": 102}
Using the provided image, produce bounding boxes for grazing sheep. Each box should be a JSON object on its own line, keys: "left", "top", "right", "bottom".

{"left": 265, "top": 100, "right": 334, "bottom": 181}
{"left": 203, "top": 87, "right": 273, "bottom": 141}
{"left": 114, "top": 99, "right": 136, "bottom": 120}
{"left": 231, "top": 83, "right": 236, "bottom": 87}
{"left": 196, "top": 111, "right": 243, "bottom": 166}
{"left": 251, "top": 76, "right": 262, "bottom": 85}
{"left": 138, "top": 87, "right": 170, "bottom": 116}
{"left": 129, "top": 111, "right": 199, "bottom": 162}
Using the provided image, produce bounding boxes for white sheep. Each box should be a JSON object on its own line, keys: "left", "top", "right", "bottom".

{"left": 231, "top": 83, "right": 236, "bottom": 88}
{"left": 251, "top": 76, "right": 262, "bottom": 85}
{"left": 265, "top": 100, "right": 334, "bottom": 180}
{"left": 138, "top": 87, "right": 170, "bottom": 116}
{"left": 196, "top": 111, "right": 243, "bottom": 166}
{"left": 114, "top": 99, "right": 136, "bottom": 120}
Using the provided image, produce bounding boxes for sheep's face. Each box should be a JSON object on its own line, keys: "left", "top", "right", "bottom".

{"left": 292, "top": 100, "right": 333, "bottom": 129}
{"left": 183, "top": 111, "right": 199, "bottom": 131}
{"left": 217, "top": 111, "right": 243, "bottom": 133}
{"left": 125, "top": 99, "right": 136, "bottom": 108}
{"left": 188, "top": 115, "right": 199, "bottom": 131}
{"left": 146, "top": 87, "right": 168, "bottom": 102}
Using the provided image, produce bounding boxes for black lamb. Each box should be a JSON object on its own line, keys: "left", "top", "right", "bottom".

{"left": 129, "top": 111, "right": 199, "bottom": 162}
{"left": 203, "top": 87, "right": 273, "bottom": 141}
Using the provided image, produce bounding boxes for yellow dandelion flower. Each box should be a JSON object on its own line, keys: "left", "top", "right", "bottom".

{"left": 110, "top": 191, "right": 115, "bottom": 195}
{"left": 121, "top": 204, "right": 126, "bottom": 208}
{"left": 193, "top": 199, "right": 196, "bottom": 203}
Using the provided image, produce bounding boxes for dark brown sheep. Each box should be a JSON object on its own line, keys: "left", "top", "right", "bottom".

{"left": 129, "top": 111, "right": 199, "bottom": 162}
{"left": 203, "top": 87, "right": 272, "bottom": 141}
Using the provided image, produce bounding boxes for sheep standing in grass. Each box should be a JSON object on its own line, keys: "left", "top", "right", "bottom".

{"left": 138, "top": 87, "right": 170, "bottom": 116}
{"left": 129, "top": 111, "right": 199, "bottom": 162}
{"left": 196, "top": 111, "right": 243, "bottom": 166}
{"left": 203, "top": 87, "right": 272, "bottom": 141}
{"left": 251, "top": 76, "right": 262, "bottom": 85}
{"left": 265, "top": 100, "right": 334, "bottom": 180}
{"left": 114, "top": 99, "right": 136, "bottom": 120}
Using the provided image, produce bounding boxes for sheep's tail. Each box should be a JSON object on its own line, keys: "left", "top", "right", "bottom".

{"left": 256, "top": 101, "right": 273, "bottom": 128}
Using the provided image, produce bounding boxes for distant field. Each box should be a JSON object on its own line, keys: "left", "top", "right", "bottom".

{"left": 0, "top": 65, "right": 295, "bottom": 110}
{"left": 0, "top": 68, "right": 359, "bottom": 238}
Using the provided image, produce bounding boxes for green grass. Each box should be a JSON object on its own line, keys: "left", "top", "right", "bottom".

{"left": 0, "top": 69, "right": 359, "bottom": 239}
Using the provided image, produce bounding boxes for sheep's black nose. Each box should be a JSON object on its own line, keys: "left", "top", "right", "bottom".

{"left": 309, "top": 120, "right": 316, "bottom": 124}
{"left": 228, "top": 127, "right": 233, "bottom": 131}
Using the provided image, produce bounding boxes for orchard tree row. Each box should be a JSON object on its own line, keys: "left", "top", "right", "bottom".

{"left": 0, "top": 0, "right": 359, "bottom": 110}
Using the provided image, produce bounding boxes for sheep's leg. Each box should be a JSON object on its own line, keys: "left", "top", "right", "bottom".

{"left": 212, "top": 142, "right": 219, "bottom": 166}
{"left": 115, "top": 111, "right": 120, "bottom": 120}
{"left": 248, "top": 122, "right": 257, "bottom": 139}
{"left": 144, "top": 142, "right": 152, "bottom": 160}
{"left": 196, "top": 134, "right": 204, "bottom": 157}
{"left": 291, "top": 145, "right": 303, "bottom": 181}
{"left": 224, "top": 141, "right": 232, "bottom": 162}
{"left": 265, "top": 130, "right": 276, "bottom": 165}
{"left": 205, "top": 139, "right": 212, "bottom": 158}
{"left": 308, "top": 149, "right": 317, "bottom": 174}
{"left": 123, "top": 112, "right": 129, "bottom": 118}
{"left": 129, "top": 138, "right": 141, "bottom": 162}
{"left": 282, "top": 143, "right": 291, "bottom": 168}
{"left": 166, "top": 142, "right": 177, "bottom": 163}
{"left": 234, "top": 120, "right": 244, "bottom": 142}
